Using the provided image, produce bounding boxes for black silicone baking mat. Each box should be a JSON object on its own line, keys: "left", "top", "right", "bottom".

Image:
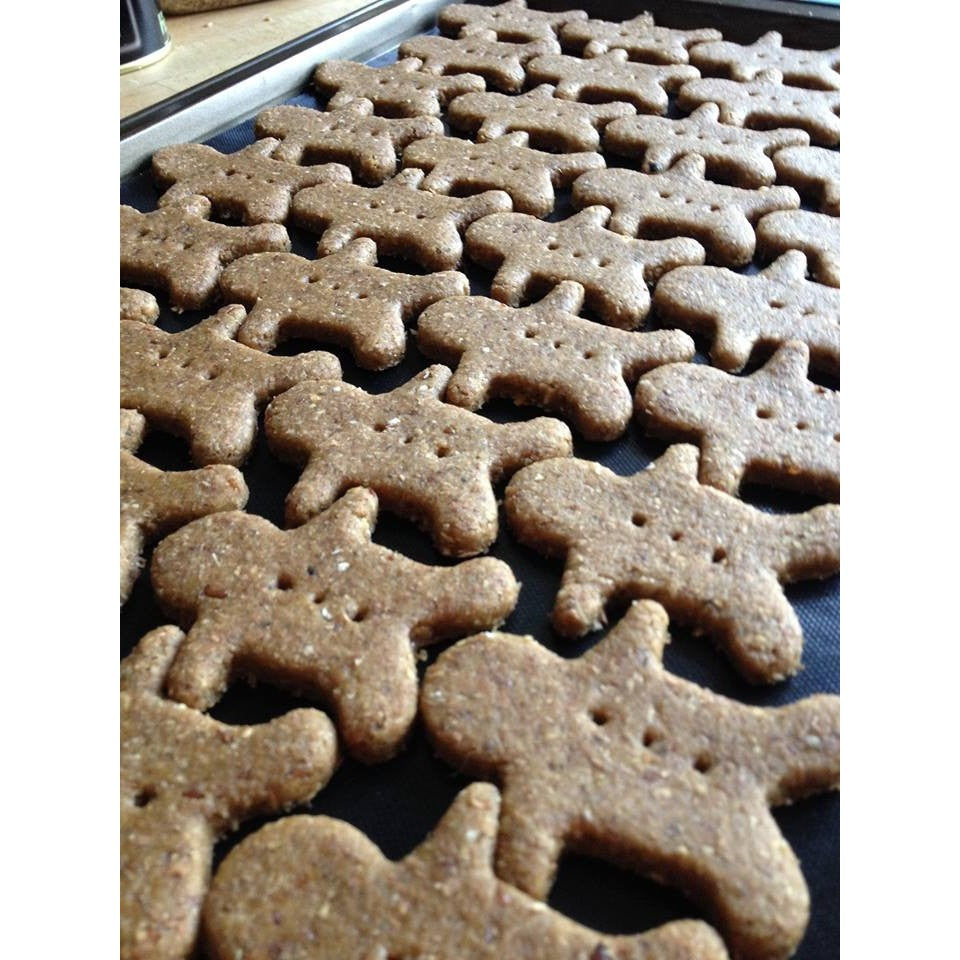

{"left": 121, "top": 2, "right": 839, "bottom": 956}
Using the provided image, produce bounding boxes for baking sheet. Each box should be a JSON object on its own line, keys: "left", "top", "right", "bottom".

{"left": 120, "top": 2, "right": 840, "bottom": 955}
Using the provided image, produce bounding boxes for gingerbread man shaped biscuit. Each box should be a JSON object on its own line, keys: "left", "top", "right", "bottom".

{"left": 399, "top": 32, "right": 560, "bottom": 92}
{"left": 447, "top": 84, "right": 636, "bottom": 152}
{"left": 635, "top": 340, "right": 840, "bottom": 498}
{"left": 121, "top": 626, "right": 335, "bottom": 960}
{"left": 291, "top": 168, "right": 512, "bottom": 272}
{"left": 561, "top": 12, "right": 720, "bottom": 63}
{"left": 421, "top": 601, "right": 839, "bottom": 960}
{"left": 219, "top": 237, "right": 468, "bottom": 367}
{"left": 153, "top": 488, "right": 518, "bottom": 761}
{"left": 314, "top": 57, "right": 485, "bottom": 118}
{"left": 653, "top": 251, "right": 840, "bottom": 375}
{"left": 253, "top": 99, "right": 443, "bottom": 181}
{"left": 465, "top": 206, "right": 704, "bottom": 328}
{"left": 120, "top": 409, "right": 247, "bottom": 604}
{"left": 689, "top": 31, "right": 840, "bottom": 90}
{"left": 678, "top": 69, "right": 840, "bottom": 147}
{"left": 203, "top": 781, "right": 729, "bottom": 960}
{"left": 572, "top": 154, "right": 800, "bottom": 267}
{"left": 603, "top": 103, "right": 809, "bottom": 188}
{"left": 120, "top": 305, "right": 340, "bottom": 466}
{"left": 120, "top": 196, "right": 290, "bottom": 311}
{"left": 439, "top": 0, "right": 587, "bottom": 42}
{"left": 152, "top": 140, "right": 352, "bottom": 224}
{"left": 505, "top": 445, "right": 839, "bottom": 682}
{"left": 265, "top": 366, "right": 573, "bottom": 556}
{"left": 417, "top": 282, "right": 694, "bottom": 440}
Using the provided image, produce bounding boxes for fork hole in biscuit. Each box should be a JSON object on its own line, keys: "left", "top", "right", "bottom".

{"left": 768, "top": 299, "right": 785, "bottom": 309}
{"left": 631, "top": 513, "right": 647, "bottom": 527}
{"left": 525, "top": 328, "right": 538, "bottom": 338}
{"left": 133, "top": 788, "right": 157, "bottom": 808}
{"left": 671, "top": 531, "right": 683, "bottom": 542}
{"left": 347, "top": 606, "right": 368, "bottom": 622}
{"left": 312, "top": 591, "right": 326, "bottom": 604}
{"left": 373, "top": 422, "right": 387, "bottom": 432}
{"left": 435, "top": 444, "right": 451, "bottom": 458}
{"left": 276, "top": 573, "right": 295, "bottom": 591}
{"left": 796, "top": 421, "right": 809, "bottom": 431}
{"left": 642, "top": 728, "right": 661, "bottom": 748}
{"left": 712, "top": 547, "right": 727, "bottom": 563}
{"left": 693, "top": 753, "right": 714, "bottom": 774}
{"left": 833, "top": 432, "right": 840, "bottom": 442}
{"left": 589, "top": 708, "right": 610, "bottom": 727}
{"left": 756, "top": 408, "right": 773, "bottom": 419}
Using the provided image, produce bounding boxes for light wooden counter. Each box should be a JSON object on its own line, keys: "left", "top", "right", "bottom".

{"left": 120, "top": 0, "right": 374, "bottom": 119}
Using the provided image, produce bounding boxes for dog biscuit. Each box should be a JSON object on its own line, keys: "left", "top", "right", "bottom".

{"left": 504, "top": 445, "right": 840, "bottom": 682}
{"left": 265, "top": 365, "right": 573, "bottom": 556}
{"left": 152, "top": 487, "right": 518, "bottom": 761}
{"left": 417, "top": 282, "right": 695, "bottom": 440}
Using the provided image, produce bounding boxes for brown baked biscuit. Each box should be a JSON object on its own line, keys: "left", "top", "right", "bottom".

{"left": 152, "top": 140, "right": 352, "bottom": 224}
{"left": 421, "top": 600, "right": 839, "bottom": 960}
{"left": 219, "top": 238, "right": 467, "bottom": 367}
{"left": 120, "top": 409, "right": 248, "bottom": 604}
{"left": 265, "top": 365, "right": 573, "bottom": 556}
{"left": 560, "top": 12, "right": 721, "bottom": 63}
{"left": 253, "top": 100, "right": 443, "bottom": 182}
{"left": 757, "top": 208, "right": 840, "bottom": 287}
{"left": 653, "top": 252, "right": 840, "bottom": 375}
{"left": 121, "top": 288, "right": 160, "bottom": 325}
{"left": 152, "top": 487, "right": 518, "bottom": 761}
{"left": 121, "top": 626, "right": 336, "bottom": 960}
{"left": 689, "top": 31, "right": 840, "bottom": 90}
{"left": 603, "top": 103, "right": 809, "bottom": 188}
{"left": 203, "top": 781, "right": 729, "bottom": 960}
{"left": 291, "top": 167, "right": 512, "bottom": 272}
{"left": 635, "top": 341, "right": 839, "bottom": 498}
{"left": 571, "top": 153, "right": 800, "bottom": 267}
{"left": 528, "top": 50, "right": 699, "bottom": 114}
{"left": 403, "top": 131, "right": 605, "bottom": 217}
{"left": 465, "top": 206, "right": 705, "bottom": 328}
{"left": 120, "top": 196, "right": 290, "bottom": 311}
{"left": 439, "top": 0, "right": 587, "bottom": 42}
{"left": 447, "top": 83, "right": 636, "bottom": 151}
{"left": 678, "top": 69, "right": 840, "bottom": 147}
{"left": 314, "top": 57, "right": 485, "bottom": 118}
{"left": 417, "top": 282, "right": 695, "bottom": 440}
{"left": 120, "top": 305, "right": 340, "bottom": 466}
{"left": 398, "top": 32, "right": 560, "bottom": 93}
{"left": 773, "top": 144, "right": 840, "bottom": 216}
{"left": 504, "top": 445, "right": 840, "bottom": 681}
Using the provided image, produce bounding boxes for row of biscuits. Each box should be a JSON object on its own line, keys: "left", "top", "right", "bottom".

{"left": 120, "top": 5, "right": 839, "bottom": 960}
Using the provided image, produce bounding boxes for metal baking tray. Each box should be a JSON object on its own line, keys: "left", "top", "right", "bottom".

{"left": 121, "top": 2, "right": 840, "bottom": 956}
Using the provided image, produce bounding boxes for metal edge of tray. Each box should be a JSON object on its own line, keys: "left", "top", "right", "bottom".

{"left": 120, "top": 0, "right": 448, "bottom": 177}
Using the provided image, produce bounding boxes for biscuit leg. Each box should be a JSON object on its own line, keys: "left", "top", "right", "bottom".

{"left": 752, "top": 695, "right": 841, "bottom": 805}
{"left": 320, "top": 621, "right": 418, "bottom": 763}
{"left": 709, "top": 321, "right": 755, "bottom": 373}
{"left": 236, "top": 303, "right": 288, "bottom": 352}
{"left": 708, "top": 575, "right": 803, "bottom": 683}
{"left": 165, "top": 619, "right": 238, "bottom": 711}
{"left": 553, "top": 556, "right": 608, "bottom": 637}
{"left": 495, "top": 781, "right": 565, "bottom": 898}
{"left": 697, "top": 436, "right": 744, "bottom": 495}
{"left": 444, "top": 352, "right": 495, "bottom": 409}
{"left": 490, "top": 261, "right": 530, "bottom": 306}
{"left": 120, "top": 625, "right": 186, "bottom": 693}
{"left": 428, "top": 479, "right": 500, "bottom": 556}
{"left": 188, "top": 404, "right": 257, "bottom": 467}
{"left": 285, "top": 462, "right": 345, "bottom": 526}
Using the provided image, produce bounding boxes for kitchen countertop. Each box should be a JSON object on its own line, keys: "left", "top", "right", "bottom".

{"left": 120, "top": 0, "right": 375, "bottom": 120}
